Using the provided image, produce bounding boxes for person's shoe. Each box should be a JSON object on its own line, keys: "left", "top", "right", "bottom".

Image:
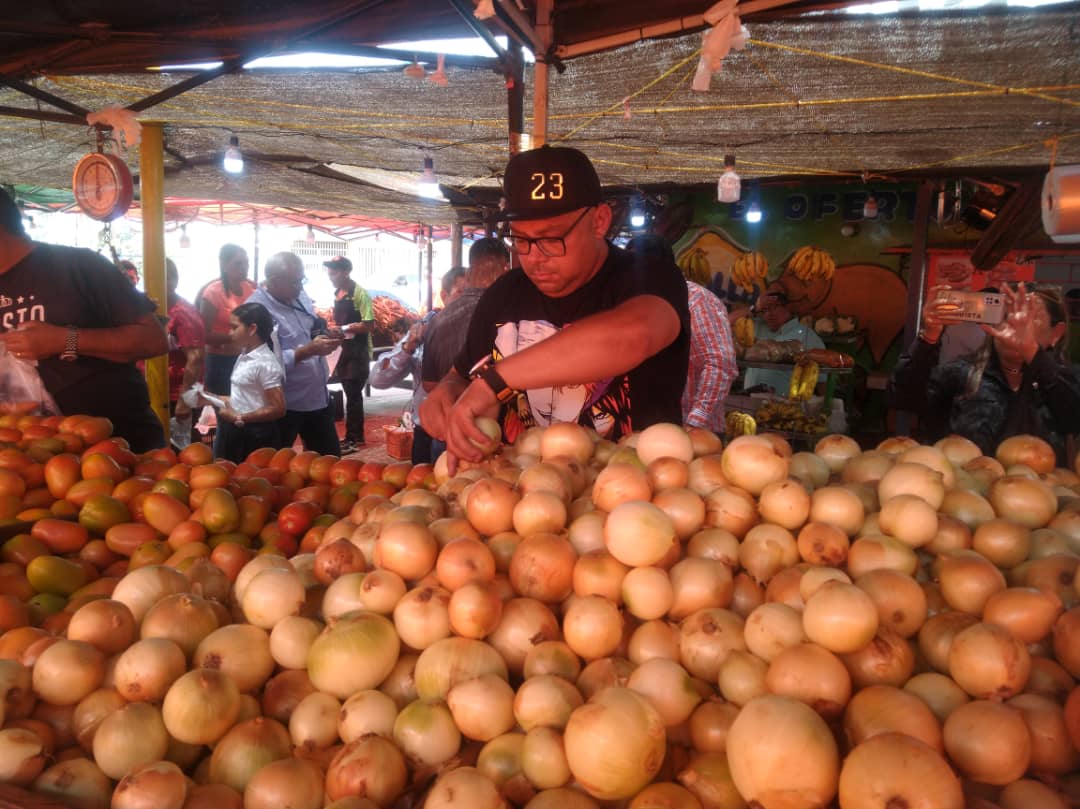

{"left": 338, "top": 440, "right": 358, "bottom": 455}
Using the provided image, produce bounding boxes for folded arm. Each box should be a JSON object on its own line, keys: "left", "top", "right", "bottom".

{"left": 2, "top": 313, "right": 168, "bottom": 363}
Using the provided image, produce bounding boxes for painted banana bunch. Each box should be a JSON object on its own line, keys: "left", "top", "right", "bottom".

{"left": 731, "top": 251, "right": 768, "bottom": 293}
{"left": 787, "top": 246, "right": 836, "bottom": 282}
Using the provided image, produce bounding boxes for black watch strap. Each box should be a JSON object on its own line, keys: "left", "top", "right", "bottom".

{"left": 479, "top": 364, "right": 516, "bottom": 404}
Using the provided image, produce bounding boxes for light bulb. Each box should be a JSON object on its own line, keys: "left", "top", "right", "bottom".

{"left": 418, "top": 157, "right": 444, "bottom": 200}
{"left": 863, "top": 194, "right": 879, "bottom": 219}
{"left": 717, "top": 154, "right": 741, "bottom": 203}
{"left": 306, "top": 225, "right": 317, "bottom": 245}
{"left": 179, "top": 224, "right": 191, "bottom": 248}
{"left": 630, "top": 213, "right": 646, "bottom": 228}
{"left": 223, "top": 135, "right": 243, "bottom": 175}
{"left": 745, "top": 202, "right": 763, "bottom": 223}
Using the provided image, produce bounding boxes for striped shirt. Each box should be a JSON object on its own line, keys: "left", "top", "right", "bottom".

{"left": 683, "top": 280, "right": 738, "bottom": 432}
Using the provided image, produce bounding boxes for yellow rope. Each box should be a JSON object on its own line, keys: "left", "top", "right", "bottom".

{"left": 747, "top": 39, "right": 1080, "bottom": 109}
{"left": 553, "top": 48, "right": 703, "bottom": 142}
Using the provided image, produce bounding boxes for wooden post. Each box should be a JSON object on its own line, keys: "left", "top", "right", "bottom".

{"left": 139, "top": 121, "right": 169, "bottom": 435}
{"left": 531, "top": 0, "right": 553, "bottom": 147}
{"left": 451, "top": 223, "right": 463, "bottom": 268}
{"left": 426, "top": 226, "right": 435, "bottom": 311}
{"left": 896, "top": 180, "right": 935, "bottom": 436}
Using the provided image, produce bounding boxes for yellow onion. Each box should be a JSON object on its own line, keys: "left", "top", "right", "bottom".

{"left": 111, "top": 565, "right": 189, "bottom": 624}
{"left": 139, "top": 593, "right": 220, "bottom": 658}
{"left": 878, "top": 462, "right": 945, "bottom": 510}
{"left": 726, "top": 695, "right": 839, "bottom": 808}
{"left": 374, "top": 520, "right": 438, "bottom": 581}
{"left": 66, "top": 599, "right": 137, "bottom": 655}
{"left": 522, "top": 726, "right": 571, "bottom": 790}
{"left": 393, "top": 698, "right": 461, "bottom": 767}
{"left": 936, "top": 550, "right": 1006, "bottom": 615}
{"left": 31, "top": 639, "right": 104, "bottom": 706}
{"left": 393, "top": 585, "right": 452, "bottom": 650}
{"left": 243, "top": 757, "right": 323, "bottom": 809}
{"left": 703, "top": 486, "right": 759, "bottom": 539}
{"left": 943, "top": 700, "right": 1031, "bottom": 785}
{"left": 840, "top": 450, "right": 894, "bottom": 485}
{"left": 678, "top": 608, "right": 746, "bottom": 681}
{"left": 447, "top": 673, "right": 516, "bottom": 741}
{"left": 982, "top": 587, "right": 1061, "bottom": 644}
{"left": 477, "top": 731, "right": 528, "bottom": 797}
{"left": 621, "top": 566, "right": 673, "bottom": 621}
{"left": 1053, "top": 606, "right": 1080, "bottom": 677}
{"left": 846, "top": 535, "right": 918, "bottom": 578}
{"left": 486, "top": 598, "right": 560, "bottom": 675}
{"left": 840, "top": 628, "right": 915, "bottom": 688}
{"left": 926, "top": 514, "right": 973, "bottom": 554}
{"left": 510, "top": 533, "right": 577, "bottom": 603}
{"left": 329, "top": 570, "right": 407, "bottom": 619}
{"left": 1007, "top": 692, "right": 1080, "bottom": 775}
{"left": 524, "top": 641, "right": 583, "bottom": 681}
{"left": 0, "top": 726, "right": 46, "bottom": 785}
{"left": 181, "top": 784, "right": 243, "bottom": 809}
{"left": 716, "top": 649, "right": 768, "bottom": 707}
{"left": 524, "top": 788, "right": 598, "bottom": 809}
{"left": 877, "top": 436, "right": 920, "bottom": 455}
{"left": 972, "top": 518, "right": 1031, "bottom": 568}
{"left": 72, "top": 687, "right": 125, "bottom": 750}
{"left": 652, "top": 487, "right": 706, "bottom": 541}
{"left": 92, "top": 701, "right": 169, "bottom": 780}
{"left": 838, "top": 733, "right": 962, "bottom": 809}
{"left": 260, "top": 669, "right": 315, "bottom": 724}
{"left": 996, "top": 434, "right": 1056, "bottom": 474}
{"left": 738, "top": 524, "right": 798, "bottom": 585}
{"left": 113, "top": 638, "right": 186, "bottom": 703}
{"left": 800, "top": 566, "right": 851, "bottom": 603}
{"left": 239, "top": 566, "right": 305, "bottom": 629}
{"left": 667, "top": 557, "right": 733, "bottom": 620}
{"left": 947, "top": 621, "right": 1031, "bottom": 700}
{"left": 686, "top": 454, "right": 728, "bottom": 497}
{"left": 854, "top": 569, "right": 927, "bottom": 638}
{"left": 513, "top": 674, "right": 584, "bottom": 732}
{"left": 999, "top": 780, "right": 1070, "bottom": 809}
{"left": 268, "top": 615, "right": 323, "bottom": 670}
{"left": 1028, "top": 655, "right": 1076, "bottom": 701}
{"left": 917, "top": 611, "right": 979, "bottom": 673}
{"left": 940, "top": 488, "right": 995, "bottom": 529}
{"left": 809, "top": 486, "right": 865, "bottom": 537}
{"left": 289, "top": 691, "right": 340, "bottom": 753}
{"left": 802, "top": 582, "right": 879, "bottom": 654}
{"left": 325, "top": 735, "right": 408, "bottom": 805}
{"left": 676, "top": 751, "right": 743, "bottom": 809}
{"left": 306, "top": 611, "right": 400, "bottom": 700}
{"left": 338, "top": 689, "right": 398, "bottom": 742}
{"left": 648, "top": 456, "right": 691, "bottom": 492}
{"left": 843, "top": 684, "right": 943, "bottom": 752}
{"left": 602, "top": 501, "right": 677, "bottom": 568}
{"left": 685, "top": 699, "right": 738, "bottom": 754}
{"left": 567, "top": 512, "right": 606, "bottom": 556}
{"left": 425, "top": 766, "right": 508, "bottom": 809}
{"left": 626, "top": 657, "right": 702, "bottom": 725}
{"left": 989, "top": 475, "right": 1057, "bottom": 528}
{"left": 564, "top": 687, "right": 666, "bottom": 801}
{"left": 513, "top": 491, "right": 569, "bottom": 537}
{"left": 796, "top": 521, "right": 849, "bottom": 567}
{"left": 766, "top": 642, "right": 852, "bottom": 720}
{"left": 878, "top": 494, "right": 938, "bottom": 548}
{"left": 627, "top": 782, "right": 702, "bottom": 809}
{"left": 448, "top": 581, "right": 504, "bottom": 639}
{"left": 112, "top": 760, "right": 187, "bottom": 809}
{"left": 577, "top": 657, "right": 636, "bottom": 700}
{"left": 414, "top": 636, "right": 508, "bottom": 700}
{"left": 560, "top": 594, "right": 621, "bottom": 661}
{"left": 789, "top": 451, "right": 830, "bottom": 490}
{"left": 902, "top": 672, "right": 970, "bottom": 723}
{"left": 465, "top": 478, "right": 520, "bottom": 537}
{"left": 33, "top": 758, "right": 112, "bottom": 809}
{"left": 744, "top": 602, "right": 806, "bottom": 663}
{"left": 161, "top": 668, "right": 240, "bottom": 745}
{"left": 814, "top": 434, "right": 861, "bottom": 473}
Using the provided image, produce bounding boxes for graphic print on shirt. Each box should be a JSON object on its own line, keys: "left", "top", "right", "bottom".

{"left": 0, "top": 293, "right": 46, "bottom": 331}
{"left": 493, "top": 319, "right": 633, "bottom": 443}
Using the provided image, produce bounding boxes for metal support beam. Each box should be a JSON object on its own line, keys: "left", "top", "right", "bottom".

{"left": 507, "top": 46, "right": 526, "bottom": 156}
{"left": 139, "top": 122, "right": 170, "bottom": 436}
{"left": 0, "top": 105, "right": 88, "bottom": 126}
{"left": 970, "top": 177, "right": 1044, "bottom": 271}
{"left": 531, "top": 0, "right": 554, "bottom": 147}
{"left": 0, "top": 74, "right": 89, "bottom": 117}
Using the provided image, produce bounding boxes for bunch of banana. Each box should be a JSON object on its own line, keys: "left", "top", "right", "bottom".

{"left": 755, "top": 400, "right": 828, "bottom": 434}
{"left": 725, "top": 411, "right": 757, "bottom": 437}
{"left": 731, "top": 251, "right": 768, "bottom": 293}
{"left": 788, "top": 246, "right": 836, "bottom": 282}
{"left": 733, "top": 316, "right": 755, "bottom": 348}
{"left": 677, "top": 248, "right": 712, "bottom": 287}
{"left": 787, "top": 360, "right": 820, "bottom": 401}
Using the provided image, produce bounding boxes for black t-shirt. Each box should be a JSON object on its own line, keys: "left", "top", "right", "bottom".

{"left": 0, "top": 243, "right": 164, "bottom": 451}
{"left": 332, "top": 280, "right": 370, "bottom": 380}
{"left": 454, "top": 244, "right": 690, "bottom": 442}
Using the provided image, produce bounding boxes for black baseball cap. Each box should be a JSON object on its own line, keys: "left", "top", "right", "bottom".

{"left": 323, "top": 256, "right": 352, "bottom": 272}
{"left": 499, "top": 146, "right": 603, "bottom": 221}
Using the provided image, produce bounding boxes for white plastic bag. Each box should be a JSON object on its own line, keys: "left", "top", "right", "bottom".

{"left": 0, "top": 344, "right": 61, "bottom": 415}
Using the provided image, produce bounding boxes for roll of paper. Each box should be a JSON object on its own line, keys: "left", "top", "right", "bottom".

{"left": 1042, "top": 165, "right": 1080, "bottom": 244}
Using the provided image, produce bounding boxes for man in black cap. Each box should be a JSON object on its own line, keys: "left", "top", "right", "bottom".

{"left": 325, "top": 255, "right": 374, "bottom": 452}
{"left": 420, "top": 146, "right": 690, "bottom": 468}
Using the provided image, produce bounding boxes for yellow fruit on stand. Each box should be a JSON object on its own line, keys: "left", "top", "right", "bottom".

{"left": 731, "top": 251, "right": 768, "bottom": 293}
{"left": 733, "top": 317, "right": 756, "bottom": 348}
{"left": 677, "top": 248, "right": 712, "bottom": 287}
{"left": 788, "top": 360, "right": 820, "bottom": 402}
{"left": 725, "top": 411, "right": 758, "bottom": 437}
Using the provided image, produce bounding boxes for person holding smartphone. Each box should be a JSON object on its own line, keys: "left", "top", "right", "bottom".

{"left": 325, "top": 256, "right": 375, "bottom": 452}
{"left": 888, "top": 283, "right": 1080, "bottom": 462}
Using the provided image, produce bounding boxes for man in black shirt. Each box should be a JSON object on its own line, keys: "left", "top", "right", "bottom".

{"left": 420, "top": 146, "right": 690, "bottom": 469}
{"left": 0, "top": 188, "right": 168, "bottom": 451}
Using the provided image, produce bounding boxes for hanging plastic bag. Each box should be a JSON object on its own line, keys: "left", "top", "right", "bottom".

{"left": 0, "top": 343, "right": 61, "bottom": 415}
{"left": 169, "top": 413, "right": 193, "bottom": 450}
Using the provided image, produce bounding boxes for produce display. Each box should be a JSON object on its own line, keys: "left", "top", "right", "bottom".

{"left": 729, "top": 252, "right": 769, "bottom": 294}
{"left": 0, "top": 413, "right": 1079, "bottom": 809}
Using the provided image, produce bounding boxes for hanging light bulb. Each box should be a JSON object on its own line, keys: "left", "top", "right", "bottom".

{"left": 862, "top": 194, "right": 879, "bottom": 220}
{"left": 745, "top": 200, "right": 763, "bottom": 224}
{"left": 629, "top": 196, "right": 647, "bottom": 228}
{"left": 223, "top": 135, "right": 244, "bottom": 174}
{"left": 717, "top": 154, "right": 741, "bottom": 203}
{"left": 418, "top": 157, "right": 444, "bottom": 200}
{"left": 179, "top": 223, "right": 191, "bottom": 248}
{"left": 306, "top": 225, "right": 317, "bottom": 245}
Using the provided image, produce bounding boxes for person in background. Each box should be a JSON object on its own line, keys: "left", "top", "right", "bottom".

{"left": 743, "top": 288, "right": 825, "bottom": 394}
{"left": 165, "top": 258, "right": 205, "bottom": 445}
{"left": 370, "top": 316, "right": 432, "bottom": 463}
{"left": 324, "top": 255, "right": 375, "bottom": 453}
{"left": 889, "top": 283, "right": 1080, "bottom": 464}
{"left": 117, "top": 259, "right": 140, "bottom": 287}
{"left": 421, "top": 146, "right": 690, "bottom": 469}
{"left": 422, "top": 239, "right": 511, "bottom": 391}
{"left": 627, "top": 234, "right": 737, "bottom": 433}
{"left": 246, "top": 252, "right": 342, "bottom": 456}
{"left": 198, "top": 244, "right": 255, "bottom": 396}
{"left": 438, "top": 265, "right": 468, "bottom": 310}
{"left": 0, "top": 187, "right": 168, "bottom": 451}
{"left": 209, "top": 302, "right": 285, "bottom": 463}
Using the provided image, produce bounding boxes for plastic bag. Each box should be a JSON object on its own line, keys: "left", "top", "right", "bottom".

{"left": 0, "top": 344, "right": 61, "bottom": 415}
{"left": 169, "top": 413, "right": 193, "bottom": 450}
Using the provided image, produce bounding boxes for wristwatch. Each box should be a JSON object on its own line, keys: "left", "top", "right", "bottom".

{"left": 59, "top": 326, "right": 79, "bottom": 362}
{"left": 468, "top": 355, "right": 517, "bottom": 405}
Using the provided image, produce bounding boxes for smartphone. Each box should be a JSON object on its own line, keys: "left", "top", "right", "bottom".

{"left": 933, "top": 290, "right": 1005, "bottom": 325}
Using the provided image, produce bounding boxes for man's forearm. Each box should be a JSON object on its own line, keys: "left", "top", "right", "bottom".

{"left": 496, "top": 296, "right": 680, "bottom": 392}
{"left": 79, "top": 320, "right": 169, "bottom": 363}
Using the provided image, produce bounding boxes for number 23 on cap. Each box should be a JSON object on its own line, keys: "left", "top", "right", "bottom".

{"left": 531, "top": 172, "right": 565, "bottom": 200}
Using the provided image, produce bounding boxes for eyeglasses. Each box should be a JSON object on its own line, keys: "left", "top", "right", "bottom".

{"left": 506, "top": 207, "right": 592, "bottom": 257}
